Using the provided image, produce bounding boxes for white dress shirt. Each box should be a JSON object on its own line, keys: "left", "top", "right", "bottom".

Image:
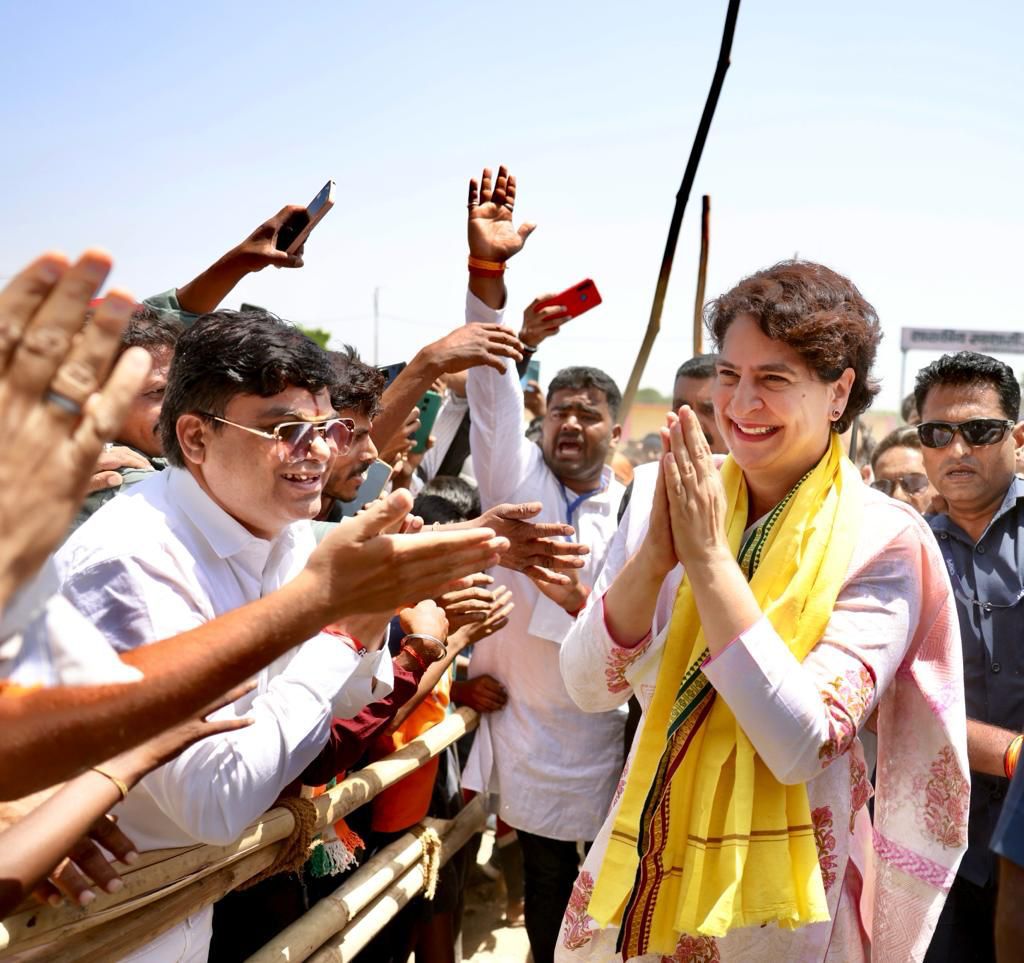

{"left": 55, "top": 467, "right": 392, "bottom": 851}
{"left": 461, "top": 290, "right": 626, "bottom": 842}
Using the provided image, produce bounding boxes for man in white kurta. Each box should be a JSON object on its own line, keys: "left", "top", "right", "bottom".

{"left": 461, "top": 288, "right": 627, "bottom": 963}
{"left": 56, "top": 310, "right": 393, "bottom": 963}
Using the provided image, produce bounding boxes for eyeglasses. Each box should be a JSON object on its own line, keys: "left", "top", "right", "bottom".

{"left": 201, "top": 413, "right": 354, "bottom": 459}
{"left": 871, "top": 473, "right": 931, "bottom": 497}
{"left": 916, "top": 418, "right": 1016, "bottom": 449}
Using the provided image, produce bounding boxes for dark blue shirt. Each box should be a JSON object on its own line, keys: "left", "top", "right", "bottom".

{"left": 929, "top": 477, "right": 1024, "bottom": 885}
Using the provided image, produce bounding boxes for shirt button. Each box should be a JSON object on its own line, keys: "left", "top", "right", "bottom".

{"left": 992, "top": 662, "right": 1002, "bottom": 674}
{"left": 939, "top": 532, "right": 949, "bottom": 540}
{"left": 984, "top": 602, "right": 993, "bottom": 613}
{"left": 993, "top": 787, "right": 1006, "bottom": 801}
{"left": 977, "top": 545, "right": 987, "bottom": 554}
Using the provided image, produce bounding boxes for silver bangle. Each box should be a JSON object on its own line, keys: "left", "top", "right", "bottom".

{"left": 403, "top": 632, "right": 447, "bottom": 653}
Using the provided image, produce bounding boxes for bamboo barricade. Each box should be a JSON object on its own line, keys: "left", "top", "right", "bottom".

{"left": 250, "top": 795, "right": 486, "bottom": 963}
{"left": 0, "top": 706, "right": 480, "bottom": 960}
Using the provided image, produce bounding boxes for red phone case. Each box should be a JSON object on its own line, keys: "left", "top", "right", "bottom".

{"left": 536, "top": 279, "right": 602, "bottom": 319}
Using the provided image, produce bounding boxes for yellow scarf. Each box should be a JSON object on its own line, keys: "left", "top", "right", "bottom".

{"left": 588, "top": 433, "right": 861, "bottom": 956}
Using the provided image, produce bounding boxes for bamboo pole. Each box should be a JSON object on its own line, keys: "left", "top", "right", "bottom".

{"left": 692, "top": 194, "right": 711, "bottom": 355}
{"left": 248, "top": 796, "right": 486, "bottom": 963}
{"left": 619, "top": 0, "right": 741, "bottom": 426}
{"left": 0, "top": 708, "right": 479, "bottom": 956}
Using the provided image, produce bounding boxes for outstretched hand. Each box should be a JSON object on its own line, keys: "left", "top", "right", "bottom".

{"left": 0, "top": 252, "right": 152, "bottom": 612}
{"left": 477, "top": 502, "right": 590, "bottom": 584}
{"left": 467, "top": 165, "right": 536, "bottom": 263}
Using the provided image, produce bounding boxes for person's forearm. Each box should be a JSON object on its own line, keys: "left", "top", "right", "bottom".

{"left": 174, "top": 253, "right": 252, "bottom": 315}
{"left": 389, "top": 638, "right": 465, "bottom": 730}
{"left": 967, "top": 719, "right": 1018, "bottom": 777}
{"left": 468, "top": 275, "right": 506, "bottom": 311}
{"left": 372, "top": 352, "right": 439, "bottom": 447}
{"left": 1, "top": 572, "right": 334, "bottom": 799}
{"left": 0, "top": 770, "right": 120, "bottom": 917}
{"left": 684, "top": 548, "right": 764, "bottom": 658}
{"left": 603, "top": 550, "right": 672, "bottom": 648}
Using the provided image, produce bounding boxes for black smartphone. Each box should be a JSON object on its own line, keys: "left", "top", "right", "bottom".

{"left": 377, "top": 362, "right": 407, "bottom": 388}
{"left": 275, "top": 180, "right": 335, "bottom": 254}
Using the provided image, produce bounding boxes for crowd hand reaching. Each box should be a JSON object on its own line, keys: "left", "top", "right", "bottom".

{"left": 523, "top": 380, "right": 546, "bottom": 420}
{"left": 87, "top": 445, "right": 154, "bottom": 494}
{"left": 421, "top": 323, "right": 524, "bottom": 377}
{"left": 453, "top": 585, "right": 514, "bottom": 645}
{"left": 398, "top": 599, "right": 449, "bottom": 666}
{"left": 173, "top": 207, "right": 308, "bottom": 316}
{"left": 520, "top": 294, "right": 570, "bottom": 349}
{"left": 528, "top": 566, "right": 589, "bottom": 615}
{"left": 476, "top": 502, "right": 589, "bottom": 584}
{"left": 305, "top": 489, "right": 509, "bottom": 617}
{"left": 436, "top": 573, "right": 497, "bottom": 630}
{"left": 452, "top": 674, "right": 508, "bottom": 713}
{"left": 0, "top": 252, "right": 152, "bottom": 613}
{"left": 467, "top": 165, "right": 536, "bottom": 264}
{"left": 34, "top": 683, "right": 254, "bottom": 907}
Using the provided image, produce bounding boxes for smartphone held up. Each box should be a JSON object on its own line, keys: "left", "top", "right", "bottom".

{"left": 535, "top": 279, "right": 602, "bottom": 320}
{"left": 275, "top": 180, "right": 336, "bottom": 255}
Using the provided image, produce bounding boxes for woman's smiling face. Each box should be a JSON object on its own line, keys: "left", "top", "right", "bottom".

{"left": 713, "top": 314, "right": 853, "bottom": 496}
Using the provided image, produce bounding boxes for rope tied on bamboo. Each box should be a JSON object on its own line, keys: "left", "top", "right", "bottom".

{"left": 239, "top": 796, "right": 318, "bottom": 890}
{"left": 412, "top": 825, "right": 442, "bottom": 899}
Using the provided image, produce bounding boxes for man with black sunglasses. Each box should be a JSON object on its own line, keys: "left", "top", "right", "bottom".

{"left": 915, "top": 351, "right": 1024, "bottom": 962}
{"left": 869, "top": 425, "right": 939, "bottom": 515}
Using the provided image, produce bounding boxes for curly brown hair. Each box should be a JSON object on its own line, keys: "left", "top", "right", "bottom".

{"left": 705, "top": 260, "right": 881, "bottom": 434}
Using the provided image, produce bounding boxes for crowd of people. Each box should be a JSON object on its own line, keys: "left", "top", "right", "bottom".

{"left": 0, "top": 164, "right": 1021, "bottom": 963}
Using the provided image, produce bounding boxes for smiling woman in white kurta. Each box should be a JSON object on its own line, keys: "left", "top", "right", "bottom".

{"left": 555, "top": 261, "right": 968, "bottom": 963}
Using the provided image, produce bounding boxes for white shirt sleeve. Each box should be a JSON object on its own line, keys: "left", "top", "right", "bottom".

{"left": 464, "top": 290, "right": 543, "bottom": 506}
{"left": 702, "top": 525, "right": 920, "bottom": 785}
{"left": 141, "top": 633, "right": 366, "bottom": 844}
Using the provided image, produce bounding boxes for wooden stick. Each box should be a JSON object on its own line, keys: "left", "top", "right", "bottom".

{"left": 619, "top": 0, "right": 741, "bottom": 425}
{"left": 692, "top": 194, "right": 711, "bottom": 355}
{"left": 0, "top": 708, "right": 479, "bottom": 954}
{"left": 248, "top": 797, "right": 485, "bottom": 963}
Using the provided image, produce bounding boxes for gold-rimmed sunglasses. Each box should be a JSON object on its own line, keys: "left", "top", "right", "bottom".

{"left": 200, "top": 413, "right": 354, "bottom": 460}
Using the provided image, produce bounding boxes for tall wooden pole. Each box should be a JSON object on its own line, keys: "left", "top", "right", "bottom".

{"left": 692, "top": 194, "right": 711, "bottom": 355}
{"left": 619, "top": 0, "right": 741, "bottom": 424}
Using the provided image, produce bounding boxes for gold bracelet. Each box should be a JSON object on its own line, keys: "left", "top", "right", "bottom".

{"left": 91, "top": 765, "right": 130, "bottom": 801}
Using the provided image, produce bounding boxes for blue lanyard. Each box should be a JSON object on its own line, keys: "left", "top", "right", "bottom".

{"left": 558, "top": 480, "right": 605, "bottom": 538}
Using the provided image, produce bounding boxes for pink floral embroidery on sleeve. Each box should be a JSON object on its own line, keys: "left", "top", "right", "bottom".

{"left": 919, "top": 745, "right": 969, "bottom": 848}
{"left": 818, "top": 664, "right": 876, "bottom": 766}
{"left": 662, "top": 933, "right": 721, "bottom": 962}
{"left": 561, "top": 871, "right": 596, "bottom": 950}
{"left": 849, "top": 752, "right": 874, "bottom": 833}
{"left": 812, "top": 805, "right": 838, "bottom": 892}
{"left": 605, "top": 636, "right": 654, "bottom": 693}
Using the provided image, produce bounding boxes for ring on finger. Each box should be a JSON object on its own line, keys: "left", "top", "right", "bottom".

{"left": 45, "top": 389, "right": 84, "bottom": 417}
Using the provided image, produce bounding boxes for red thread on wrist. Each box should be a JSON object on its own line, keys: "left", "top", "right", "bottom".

{"left": 1005, "top": 734, "right": 1023, "bottom": 779}
{"left": 401, "top": 644, "right": 431, "bottom": 674}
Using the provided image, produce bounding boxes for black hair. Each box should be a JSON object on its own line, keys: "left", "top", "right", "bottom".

{"left": 327, "top": 346, "right": 385, "bottom": 420}
{"left": 674, "top": 353, "right": 718, "bottom": 381}
{"left": 159, "top": 308, "right": 337, "bottom": 468}
{"left": 414, "top": 475, "right": 481, "bottom": 524}
{"left": 119, "top": 306, "right": 183, "bottom": 357}
{"left": 547, "top": 366, "right": 622, "bottom": 420}
{"left": 914, "top": 351, "right": 1020, "bottom": 422}
{"left": 871, "top": 425, "right": 922, "bottom": 472}
{"left": 900, "top": 392, "right": 919, "bottom": 425}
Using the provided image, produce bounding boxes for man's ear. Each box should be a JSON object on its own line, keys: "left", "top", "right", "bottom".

{"left": 176, "top": 414, "right": 209, "bottom": 466}
{"left": 610, "top": 423, "right": 622, "bottom": 448}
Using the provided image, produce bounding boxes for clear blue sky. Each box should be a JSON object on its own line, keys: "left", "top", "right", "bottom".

{"left": 3, "top": 1, "right": 1022, "bottom": 413}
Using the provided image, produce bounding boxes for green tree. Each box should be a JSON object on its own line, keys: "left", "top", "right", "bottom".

{"left": 635, "top": 386, "right": 670, "bottom": 405}
{"left": 297, "top": 325, "right": 331, "bottom": 349}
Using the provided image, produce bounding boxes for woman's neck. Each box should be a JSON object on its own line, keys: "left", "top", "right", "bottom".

{"left": 744, "top": 439, "right": 832, "bottom": 522}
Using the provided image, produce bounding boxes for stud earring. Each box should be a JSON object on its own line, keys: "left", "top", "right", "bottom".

{"left": 831, "top": 409, "right": 841, "bottom": 420}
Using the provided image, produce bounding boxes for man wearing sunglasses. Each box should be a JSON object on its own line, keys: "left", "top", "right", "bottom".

{"left": 52, "top": 309, "right": 500, "bottom": 961}
{"left": 869, "top": 425, "right": 939, "bottom": 515}
{"left": 915, "top": 351, "right": 1024, "bottom": 963}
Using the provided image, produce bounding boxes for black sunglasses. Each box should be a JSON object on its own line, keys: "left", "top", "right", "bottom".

{"left": 916, "top": 418, "right": 1016, "bottom": 450}
{"left": 871, "top": 473, "right": 931, "bottom": 497}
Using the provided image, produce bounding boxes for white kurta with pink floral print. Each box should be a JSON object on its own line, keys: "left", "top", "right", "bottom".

{"left": 555, "top": 462, "right": 969, "bottom": 963}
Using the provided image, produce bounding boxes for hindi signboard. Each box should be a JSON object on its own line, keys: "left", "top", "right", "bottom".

{"left": 901, "top": 327, "right": 1024, "bottom": 355}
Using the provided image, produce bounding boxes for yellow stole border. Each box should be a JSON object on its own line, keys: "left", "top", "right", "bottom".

{"left": 588, "top": 434, "right": 862, "bottom": 956}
